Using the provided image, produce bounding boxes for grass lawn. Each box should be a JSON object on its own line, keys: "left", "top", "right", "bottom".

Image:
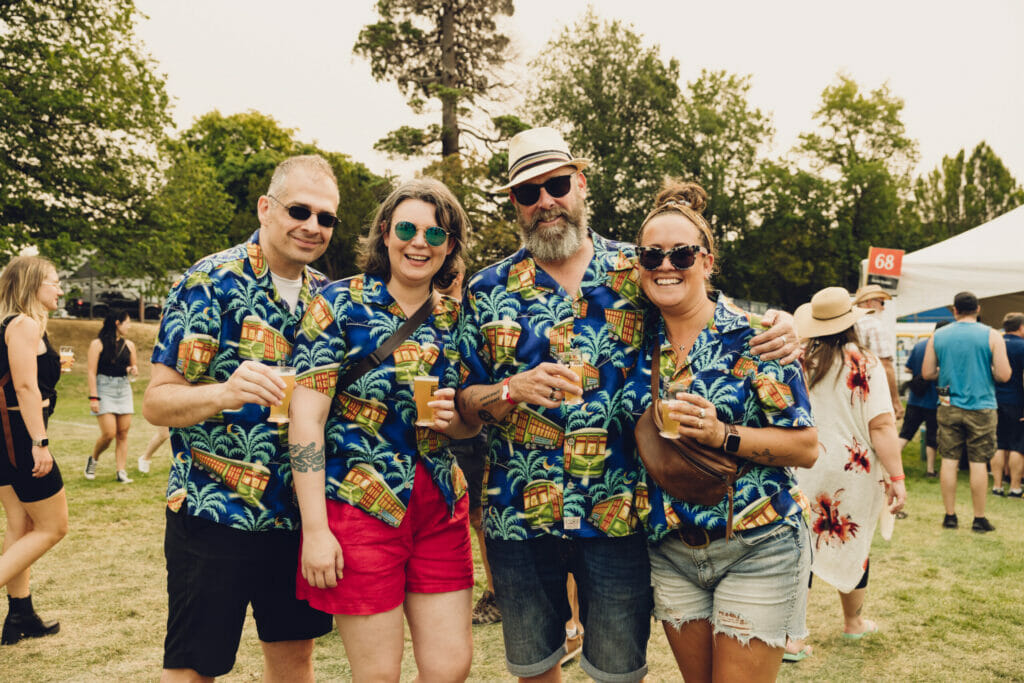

{"left": 1, "top": 319, "right": 1022, "bottom": 680}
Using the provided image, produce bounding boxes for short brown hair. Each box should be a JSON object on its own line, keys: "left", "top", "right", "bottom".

{"left": 1002, "top": 312, "right": 1024, "bottom": 333}
{"left": 357, "top": 178, "right": 468, "bottom": 291}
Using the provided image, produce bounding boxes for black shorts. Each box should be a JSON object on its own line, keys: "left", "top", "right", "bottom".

{"left": 899, "top": 404, "right": 937, "bottom": 448}
{"left": 0, "top": 411, "right": 63, "bottom": 502}
{"left": 996, "top": 404, "right": 1024, "bottom": 452}
{"left": 163, "top": 508, "right": 333, "bottom": 677}
{"left": 450, "top": 433, "right": 487, "bottom": 513}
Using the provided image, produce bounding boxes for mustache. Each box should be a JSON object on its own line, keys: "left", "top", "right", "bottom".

{"left": 526, "top": 208, "right": 571, "bottom": 231}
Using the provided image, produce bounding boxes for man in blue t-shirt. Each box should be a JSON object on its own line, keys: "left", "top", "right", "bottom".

{"left": 923, "top": 292, "right": 1011, "bottom": 533}
{"left": 898, "top": 321, "right": 949, "bottom": 477}
{"left": 992, "top": 312, "right": 1024, "bottom": 497}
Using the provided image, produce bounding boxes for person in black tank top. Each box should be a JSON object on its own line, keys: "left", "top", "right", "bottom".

{"left": 85, "top": 312, "right": 138, "bottom": 484}
{"left": 0, "top": 255, "right": 68, "bottom": 644}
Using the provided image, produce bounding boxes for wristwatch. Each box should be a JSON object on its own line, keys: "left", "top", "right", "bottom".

{"left": 31, "top": 437, "right": 49, "bottom": 448}
{"left": 722, "top": 424, "right": 740, "bottom": 454}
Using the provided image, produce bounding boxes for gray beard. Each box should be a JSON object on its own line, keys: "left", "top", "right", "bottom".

{"left": 519, "top": 206, "right": 588, "bottom": 263}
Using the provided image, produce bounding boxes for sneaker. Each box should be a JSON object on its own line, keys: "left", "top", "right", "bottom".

{"left": 971, "top": 517, "right": 995, "bottom": 533}
{"left": 942, "top": 514, "right": 958, "bottom": 529}
{"left": 115, "top": 470, "right": 133, "bottom": 484}
{"left": 560, "top": 632, "right": 583, "bottom": 666}
{"left": 84, "top": 456, "right": 97, "bottom": 480}
{"left": 137, "top": 456, "right": 151, "bottom": 474}
{"left": 471, "top": 590, "right": 502, "bottom": 625}
{"left": 1008, "top": 490, "right": 1023, "bottom": 498}
{"left": 991, "top": 488, "right": 1005, "bottom": 496}
{"left": 924, "top": 471, "right": 938, "bottom": 479}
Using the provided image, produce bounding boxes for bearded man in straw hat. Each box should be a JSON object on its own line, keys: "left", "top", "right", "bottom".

{"left": 455, "top": 126, "right": 800, "bottom": 683}
{"left": 853, "top": 284, "right": 903, "bottom": 420}
{"left": 922, "top": 291, "right": 1010, "bottom": 533}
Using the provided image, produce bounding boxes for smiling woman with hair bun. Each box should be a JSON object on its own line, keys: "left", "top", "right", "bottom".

{"left": 635, "top": 178, "right": 818, "bottom": 681}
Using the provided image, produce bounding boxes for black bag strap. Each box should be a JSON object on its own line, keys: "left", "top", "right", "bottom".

{"left": 336, "top": 293, "right": 435, "bottom": 392}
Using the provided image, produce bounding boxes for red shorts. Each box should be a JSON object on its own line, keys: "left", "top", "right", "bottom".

{"left": 296, "top": 459, "right": 472, "bottom": 615}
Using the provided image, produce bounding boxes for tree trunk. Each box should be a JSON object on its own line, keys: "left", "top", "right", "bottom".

{"left": 440, "top": 0, "right": 459, "bottom": 157}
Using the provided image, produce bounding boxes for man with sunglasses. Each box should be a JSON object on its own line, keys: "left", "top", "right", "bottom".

{"left": 456, "top": 127, "right": 800, "bottom": 683}
{"left": 144, "top": 155, "right": 338, "bottom": 682}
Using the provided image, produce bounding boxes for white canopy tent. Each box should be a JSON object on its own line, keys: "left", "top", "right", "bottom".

{"left": 886, "top": 205, "right": 1024, "bottom": 328}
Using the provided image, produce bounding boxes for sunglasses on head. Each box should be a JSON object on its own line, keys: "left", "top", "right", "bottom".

{"left": 268, "top": 194, "right": 338, "bottom": 228}
{"left": 392, "top": 220, "right": 450, "bottom": 247}
{"left": 636, "top": 244, "right": 707, "bottom": 271}
{"left": 510, "top": 174, "right": 574, "bottom": 206}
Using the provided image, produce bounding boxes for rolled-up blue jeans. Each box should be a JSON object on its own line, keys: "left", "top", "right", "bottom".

{"left": 486, "top": 533, "right": 651, "bottom": 682}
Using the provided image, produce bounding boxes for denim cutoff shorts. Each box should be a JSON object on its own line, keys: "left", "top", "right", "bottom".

{"left": 648, "top": 518, "right": 811, "bottom": 649}
{"left": 486, "top": 533, "right": 652, "bottom": 682}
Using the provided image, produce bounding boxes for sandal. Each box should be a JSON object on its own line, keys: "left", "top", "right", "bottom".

{"left": 842, "top": 620, "right": 879, "bottom": 640}
{"left": 782, "top": 644, "right": 813, "bottom": 662}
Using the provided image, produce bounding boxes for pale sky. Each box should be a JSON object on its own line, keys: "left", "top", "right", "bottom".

{"left": 135, "top": 0, "right": 1024, "bottom": 183}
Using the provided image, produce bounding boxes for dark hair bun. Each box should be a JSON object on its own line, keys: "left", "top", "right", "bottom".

{"left": 654, "top": 179, "right": 708, "bottom": 215}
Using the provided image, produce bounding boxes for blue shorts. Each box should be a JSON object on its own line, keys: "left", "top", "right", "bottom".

{"left": 648, "top": 519, "right": 811, "bottom": 649}
{"left": 485, "top": 533, "right": 651, "bottom": 682}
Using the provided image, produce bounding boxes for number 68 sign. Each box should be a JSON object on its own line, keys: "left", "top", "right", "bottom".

{"left": 867, "top": 247, "right": 904, "bottom": 276}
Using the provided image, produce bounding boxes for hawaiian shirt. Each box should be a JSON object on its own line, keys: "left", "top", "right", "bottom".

{"left": 292, "top": 273, "right": 466, "bottom": 527}
{"left": 642, "top": 295, "right": 815, "bottom": 544}
{"left": 458, "top": 231, "right": 648, "bottom": 541}
{"left": 151, "top": 231, "right": 328, "bottom": 531}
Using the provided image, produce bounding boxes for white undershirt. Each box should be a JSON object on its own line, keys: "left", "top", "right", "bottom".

{"left": 270, "top": 272, "right": 302, "bottom": 313}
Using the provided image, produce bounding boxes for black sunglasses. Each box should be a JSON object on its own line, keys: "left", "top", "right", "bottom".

{"left": 636, "top": 244, "right": 706, "bottom": 271}
{"left": 510, "top": 174, "right": 574, "bottom": 206}
{"left": 268, "top": 194, "right": 338, "bottom": 228}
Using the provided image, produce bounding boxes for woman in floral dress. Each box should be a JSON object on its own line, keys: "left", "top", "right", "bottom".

{"left": 793, "top": 286, "right": 907, "bottom": 652}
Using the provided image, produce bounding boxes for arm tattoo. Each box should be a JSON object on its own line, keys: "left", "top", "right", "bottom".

{"left": 478, "top": 410, "right": 497, "bottom": 424}
{"left": 289, "top": 441, "right": 325, "bottom": 473}
{"left": 751, "top": 448, "right": 778, "bottom": 465}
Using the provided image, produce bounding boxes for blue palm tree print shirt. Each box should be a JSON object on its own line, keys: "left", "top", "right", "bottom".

{"left": 151, "top": 231, "right": 328, "bottom": 531}
{"left": 291, "top": 273, "right": 466, "bottom": 528}
{"left": 458, "top": 232, "right": 648, "bottom": 541}
{"left": 642, "top": 295, "right": 815, "bottom": 544}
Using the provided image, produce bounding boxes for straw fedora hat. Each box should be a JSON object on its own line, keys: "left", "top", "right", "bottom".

{"left": 853, "top": 284, "right": 892, "bottom": 306}
{"left": 496, "top": 127, "right": 589, "bottom": 191}
{"left": 794, "top": 287, "right": 870, "bottom": 339}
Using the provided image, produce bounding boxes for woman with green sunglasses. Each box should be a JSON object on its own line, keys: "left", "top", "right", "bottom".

{"left": 288, "top": 178, "right": 480, "bottom": 681}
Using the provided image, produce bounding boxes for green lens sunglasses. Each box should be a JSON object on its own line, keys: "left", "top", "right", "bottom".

{"left": 393, "top": 220, "right": 450, "bottom": 247}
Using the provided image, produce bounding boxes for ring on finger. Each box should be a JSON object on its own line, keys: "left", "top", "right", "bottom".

{"left": 549, "top": 388, "right": 557, "bottom": 400}
{"left": 698, "top": 407, "right": 706, "bottom": 419}
{"left": 697, "top": 420, "right": 704, "bottom": 430}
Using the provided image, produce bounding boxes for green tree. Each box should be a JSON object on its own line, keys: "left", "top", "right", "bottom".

{"left": 912, "top": 141, "right": 1024, "bottom": 243}
{"left": 0, "top": 0, "right": 171, "bottom": 264}
{"left": 727, "top": 163, "right": 841, "bottom": 310}
{"left": 354, "top": 0, "right": 514, "bottom": 158}
{"left": 796, "top": 74, "right": 918, "bottom": 289}
{"left": 528, "top": 11, "right": 682, "bottom": 243}
{"left": 674, "top": 69, "right": 774, "bottom": 291}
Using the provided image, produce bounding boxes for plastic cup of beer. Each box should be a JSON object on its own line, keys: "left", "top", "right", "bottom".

{"left": 59, "top": 346, "right": 74, "bottom": 373}
{"left": 267, "top": 366, "right": 296, "bottom": 424}
{"left": 414, "top": 375, "right": 440, "bottom": 426}
{"left": 557, "top": 350, "right": 585, "bottom": 405}
{"left": 659, "top": 381, "right": 687, "bottom": 439}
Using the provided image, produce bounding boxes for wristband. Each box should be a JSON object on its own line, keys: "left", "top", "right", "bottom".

{"left": 88, "top": 396, "right": 100, "bottom": 400}
{"left": 889, "top": 473, "right": 906, "bottom": 482}
{"left": 501, "top": 377, "right": 517, "bottom": 405}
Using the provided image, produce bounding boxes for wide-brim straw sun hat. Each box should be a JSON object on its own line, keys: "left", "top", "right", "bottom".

{"left": 495, "top": 127, "right": 589, "bottom": 191}
{"left": 853, "top": 283, "right": 892, "bottom": 306}
{"left": 795, "top": 286, "right": 870, "bottom": 339}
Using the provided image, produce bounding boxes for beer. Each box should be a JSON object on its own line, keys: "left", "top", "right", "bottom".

{"left": 414, "top": 375, "right": 440, "bottom": 426}
{"left": 267, "top": 366, "right": 296, "bottom": 424}
{"left": 557, "top": 350, "right": 585, "bottom": 405}
{"left": 659, "top": 381, "right": 687, "bottom": 439}
{"left": 59, "top": 346, "right": 74, "bottom": 373}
